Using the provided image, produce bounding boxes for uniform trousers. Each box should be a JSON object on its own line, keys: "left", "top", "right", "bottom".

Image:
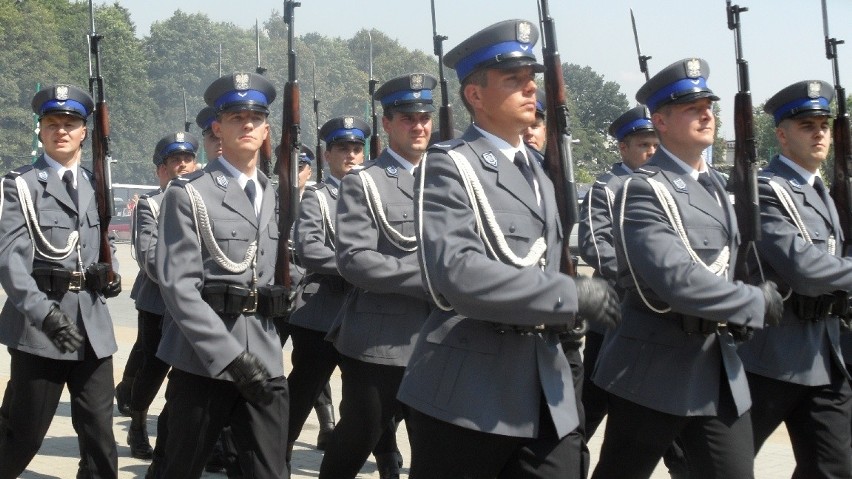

{"left": 748, "top": 369, "right": 852, "bottom": 479}
{"left": 581, "top": 330, "right": 608, "bottom": 438}
{"left": 129, "top": 310, "right": 169, "bottom": 411}
{"left": 591, "top": 391, "right": 754, "bottom": 479}
{"left": 0, "top": 344, "right": 117, "bottom": 479}
{"left": 159, "top": 368, "right": 289, "bottom": 479}
{"left": 318, "top": 356, "right": 407, "bottom": 479}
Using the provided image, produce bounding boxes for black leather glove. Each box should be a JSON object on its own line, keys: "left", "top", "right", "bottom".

{"left": 759, "top": 281, "right": 783, "bottom": 327}
{"left": 42, "top": 304, "right": 83, "bottom": 353}
{"left": 575, "top": 277, "right": 621, "bottom": 330}
{"left": 728, "top": 324, "right": 754, "bottom": 343}
{"left": 103, "top": 273, "right": 121, "bottom": 298}
{"left": 225, "top": 351, "right": 274, "bottom": 406}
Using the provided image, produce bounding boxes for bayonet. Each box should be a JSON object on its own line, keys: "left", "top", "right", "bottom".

{"left": 630, "top": 9, "right": 651, "bottom": 82}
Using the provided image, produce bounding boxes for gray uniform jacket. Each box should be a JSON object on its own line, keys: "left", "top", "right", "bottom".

{"left": 578, "top": 163, "right": 630, "bottom": 285}
{"left": 156, "top": 158, "right": 283, "bottom": 379}
{"left": 129, "top": 190, "right": 166, "bottom": 316}
{"left": 289, "top": 181, "right": 348, "bottom": 333}
{"left": 592, "top": 150, "right": 765, "bottom": 417}
{"left": 738, "top": 156, "right": 852, "bottom": 386}
{"left": 329, "top": 151, "right": 431, "bottom": 367}
{"left": 0, "top": 156, "right": 117, "bottom": 360}
{"left": 397, "top": 126, "right": 580, "bottom": 440}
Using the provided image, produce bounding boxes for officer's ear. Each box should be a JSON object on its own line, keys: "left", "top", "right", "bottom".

{"left": 463, "top": 83, "right": 483, "bottom": 111}
{"left": 81, "top": 125, "right": 88, "bottom": 142}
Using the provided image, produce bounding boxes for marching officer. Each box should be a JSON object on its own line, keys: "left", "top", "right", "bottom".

{"left": 318, "top": 74, "right": 438, "bottom": 479}
{"left": 397, "top": 21, "right": 620, "bottom": 477}
{"left": 522, "top": 89, "right": 547, "bottom": 155}
{"left": 578, "top": 105, "right": 658, "bottom": 438}
{"left": 155, "top": 72, "right": 289, "bottom": 478}
{"left": 288, "top": 117, "right": 400, "bottom": 472}
{"left": 125, "top": 132, "right": 199, "bottom": 462}
{"left": 0, "top": 84, "right": 121, "bottom": 478}
{"left": 738, "top": 80, "right": 852, "bottom": 477}
{"left": 590, "top": 59, "right": 783, "bottom": 479}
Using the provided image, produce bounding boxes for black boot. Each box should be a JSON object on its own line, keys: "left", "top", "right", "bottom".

{"left": 374, "top": 452, "right": 401, "bottom": 479}
{"left": 114, "top": 381, "right": 132, "bottom": 417}
{"left": 127, "top": 409, "right": 154, "bottom": 459}
{"left": 314, "top": 403, "right": 335, "bottom": 451}
{"left": 76, "top": 458, "right": 90, "bottom": 479}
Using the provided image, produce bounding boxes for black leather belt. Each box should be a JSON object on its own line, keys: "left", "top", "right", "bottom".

{"left": 33, "top": 267, "right": 86, "bottom": 294}
{"left": 306, "top": 274, "right": 350, "bottom": 293}
{"left": 491, "top": 319, "right": 580, "bottom": 336}
{"left": 789, "top": 292, "right": 834, "bottom": 322}
{"left": 203, "top": 283, "right": 289, "bottom": 318}
{"left": 625, "top": 293, "right": 727, "bottom": 335}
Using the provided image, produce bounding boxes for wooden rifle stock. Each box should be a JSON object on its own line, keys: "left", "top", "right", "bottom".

{"left": 276, "top": 0, "right": 301, "bottom": 290}
{"left": 538, "top": 0, "right": 578, "bottom": 277}
{"left": 313, "top": 63, "right": 324, "bottom": 182}
{"left": 88, "top": 0, "right": 115, "bottom": 283}
{"left": 726, "top": 2, "right": 760, "bottom": 251}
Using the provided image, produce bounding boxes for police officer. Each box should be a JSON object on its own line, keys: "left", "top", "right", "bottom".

{"left": 578, "top": 105, "right": 658, "bottom": 438}
{"left": 737, "top": 80, "right": 852, "bottom": 477}
{"left": 522, "top": 89, "right": 547, "bottom": 154}
{"left": 0, "top": 84, "right": 121, "bottom": 478}
{"left": 124, "top": 132, "right": 199, "bottom": 462}
{"left": 590, "top": 59, "right": 783, "bottom": 479}
{"left": 319, "top": 74, "right": 438, "bottom": 479}
{"left": 397, "top": 21, "right": 620, "bottom": 477}
{"left": 288, "top": 117, "right": 399, "bottom": 472}
{"left": 197, "top": 106, "right": 221, "bottom": 163}
{"left": 155, "top": 72, "right": 288, "bottom": 478}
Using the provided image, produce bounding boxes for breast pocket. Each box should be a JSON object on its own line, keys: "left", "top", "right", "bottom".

{"left": 494, "top": 210, "right": 542, "bottom": 256}
{"left": 804, "top": 217, "right": 831, "bottom": 249}
{"left": 385, "top": 202, "right": 414, "bottom": 238}
{"left": 38, "top": 209, "right": 73, "bottom": 246}
{"left": 212, "top": 219, "right": 252, "bottom": 259}
{"left": 685, "top": 224, "right": 727, "bottom": 258}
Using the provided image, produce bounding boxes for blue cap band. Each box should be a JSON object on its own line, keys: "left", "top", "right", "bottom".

{"left": 381, "top": 89, "right": 433, "bottom": 107}
{"left": 455, "top": 40, "right": 536, "bottom": 81}
{"left": 325, "top": 128, "right": 366, "bottom": 143}
{"left": 40, "top": 99, "right": 89, "bottom": 118}
{"left": 646, "top": 77, "right": 710, "bottom": 112}
{"left": 773, "top": 96, "right": 831, "bottom": 124}
{"left": 162, "top": 142, "right": 196, "bottom": 157}
{"left": 214, "top": 90, "right": 269, "bottom": 110}
{"left": 535, "top": 100, "right": 544, "bottom": 113}
{"left": 616, "top": 118, "right": 654, "bottom": 141}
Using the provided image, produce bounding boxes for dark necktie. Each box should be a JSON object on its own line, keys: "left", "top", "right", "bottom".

{"left": 513, "top": 151, "right": 536, "bottom": 195}
{"left": 697, "top": 172, "right": 718, "bottom": 203}
{"left": 813, "top": 177, "right": 833, "bottom": 209}
{"left": 244, "top": 179, "right": 257, "bottom": 214}
{"left": 62, "top": 170, "right": 77, "bottom": 209}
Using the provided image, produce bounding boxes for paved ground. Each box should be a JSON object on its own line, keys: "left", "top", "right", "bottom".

{"left": 0, "top": 243, "right": 798, "bottom": 478}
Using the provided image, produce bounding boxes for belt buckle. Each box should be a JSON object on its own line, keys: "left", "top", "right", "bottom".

{"left": 68, "top": 272, "right": 83, "bottom": 292}
{"left": 243, "top": 289, "right": 258, "bottom": 314}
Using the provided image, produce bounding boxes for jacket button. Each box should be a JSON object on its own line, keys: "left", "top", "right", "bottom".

{"left": 703, "top": 239, "right": 708, "bottom": 245}
{"left": 510, "top": 225, "right": 516, "bottom": 233}
{"left": 814, "top": 231, "right": 820, "bottom": 237}
{"left": 232, "top": 230, "right": 237, "bottom": 237}
{"left": 555, "top": 297, "right": 563, "bottom": 308}
{"left": 403, "top": 212, "right": 408, "bottom": 218}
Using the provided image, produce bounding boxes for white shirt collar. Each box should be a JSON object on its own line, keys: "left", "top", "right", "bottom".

{"left": 43, "top": 154, "right": 78, "bottom": 187}
{"left": 218, "top": 156, "right": 262, "bottom": 215}
{"left": 473, "top": 124, "right": 529, "bottom": 166}
{"left": 386, "top": 147, "right": 418, "bottom": 173}
{"left": 659, "top": 144, "right": 707, "bottom": 180}
{"left": 777, "top": 154, "right": 820, "bottom": 186}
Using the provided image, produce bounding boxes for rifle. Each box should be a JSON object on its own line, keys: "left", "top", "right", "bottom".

{"left": 312, "top": 62, "right": 323, "bottom": 182}
{"left": 218, "top": 44, "right": 222, "bottom": 77}
{"left": 276, "top": 0, "right": 301, "bottom": 291}
{"left": 824, "top": 0, "right": 852, "bottom": 250}
{"left": 725, "top": 1, "right": 761, "bottom": 265}
{"left": 87, "top": 0, "right": 115, "bottom": 283}
{"left": 630, "top": 9, "right": 651, "bottom": 82}
{"left": 367, "top": 31, "right": 381, "bottom": 159}
{"left": 255, "top": 19, "right": 272, "bottom": 176}
{"left": 182, "top": 90, "right": 191, "bottom": 132}
{"left": 537, "top": 0, "right": 579, "bottom": 279}
{"left": 430, "top": 0, "right": 454, "bottom": 141}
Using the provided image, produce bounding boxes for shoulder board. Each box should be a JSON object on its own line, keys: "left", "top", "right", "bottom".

{"left": 139, "top": 188, "right": 161, "bottom": 200}
{"left": 428, "top": 138, "right": 465, "bottom": 152}
{"left": 634, "top": 166, "right": 660, "bottom": 177}
{"left": 80, "top": 165, "right": 94, "bottom": 176}
{"left": 757, "top": 170, "right": 775, "bottom": 183}
{"left": 305, "top": 182, "right": 327, "bottom": 192}
{"left": 170, "top": 169, "right": 205, "bottom": 186}
{"left": 353, "top": 160, "right": 376, "bottom": 172}
{"left": 4, "top": 164, "right": 34, "bottom": 179}
{"left": 595, "top": 171, "right": 617, "bottom": 185}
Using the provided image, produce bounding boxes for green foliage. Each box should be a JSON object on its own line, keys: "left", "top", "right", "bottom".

{"left": 0, "top": 1, "right": 627, "bottom": 186}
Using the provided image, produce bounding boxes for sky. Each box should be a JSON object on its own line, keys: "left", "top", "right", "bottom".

{"left": 107, "top": 0, "right": 852, "bottom": 139}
